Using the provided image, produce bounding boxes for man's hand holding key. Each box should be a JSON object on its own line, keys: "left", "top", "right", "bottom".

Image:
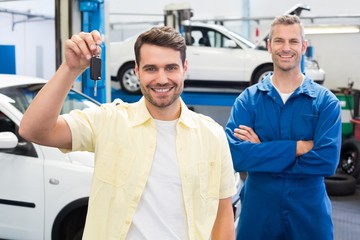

{"left": 19, "top": 30, "right": 102, "bottom": 151}
{"left": 64, "top": 30, "right": 102, "bottom": 76}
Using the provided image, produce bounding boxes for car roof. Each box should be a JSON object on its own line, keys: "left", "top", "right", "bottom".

{"left": 184, "top": 21, "right": 228, "bottom": 31}
{"left": 0, "top": 74, "right": 47, "bottom": 89}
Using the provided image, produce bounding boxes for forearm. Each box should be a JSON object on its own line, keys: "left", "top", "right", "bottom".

{"left": 211, "top": 197, "right": 235, "bottom": 240}
{"left": 228, "top": 136, "right": 297, "bottom": 173}
{"left": 19, "top": 63, "right": 82, "bottom": 143}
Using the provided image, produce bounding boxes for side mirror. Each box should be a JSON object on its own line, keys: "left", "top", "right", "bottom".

{"left": 0, "top": 132, "right": 18, "bottom": 150}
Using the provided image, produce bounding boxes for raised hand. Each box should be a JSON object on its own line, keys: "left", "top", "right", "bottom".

{"left": 64, "top": 30, "right": 102, "bottom": 72}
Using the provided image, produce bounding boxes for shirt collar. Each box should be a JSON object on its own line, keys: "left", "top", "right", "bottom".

{"left": 258, "top": 73, "right": 318, "bottom": 98}
{"left": 128, "top": 97, "right": 196, "bottom": 128}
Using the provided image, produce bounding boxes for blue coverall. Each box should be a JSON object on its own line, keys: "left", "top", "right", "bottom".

{"left": 226, "top": 75, "right": 342, "bottom": 240}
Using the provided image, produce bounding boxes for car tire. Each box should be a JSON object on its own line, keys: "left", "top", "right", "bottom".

{"left": 339, "top": 138, "right": 360, "bottom": 180}
{"left": 72, "top": 229, "right": 84, "bottom": 240}
{"left": 117, "top": 62, "right": 141, "bottom": 94}
{"left": 252, "top": 65, "right": 273, "bottom": 85}
{"left": 325, "top": 173, "right": 357, "bottom": 196}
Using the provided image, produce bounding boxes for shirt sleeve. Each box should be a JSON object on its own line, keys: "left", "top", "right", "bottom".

{"left": 225, "top": 91, "right": 297, "bottom": 174}
{"left": 219, "top": 129, "right": 237, "bottom": 199}
{"left": 60, "top": 108, "right": 98, "bottom": 153}
{"left": 290, "top": 92, "right": 342, "bottom": 176}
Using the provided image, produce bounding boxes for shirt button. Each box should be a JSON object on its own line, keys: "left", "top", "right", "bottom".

{"left": 125, "top": 220, "right": 131, "bottom": 225}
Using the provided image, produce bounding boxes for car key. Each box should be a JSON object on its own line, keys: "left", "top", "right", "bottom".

{"left": 90, "top": 55, "right": 102, "bottom": 96}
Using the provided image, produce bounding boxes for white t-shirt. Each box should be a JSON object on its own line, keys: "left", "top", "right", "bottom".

{"left": 271, "top": 75, "right": 304, "bottom": 103}
{"left": 126, "top": 119, "right": 189, "bottom": 240}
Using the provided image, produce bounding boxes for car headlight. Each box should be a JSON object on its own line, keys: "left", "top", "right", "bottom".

{"left": 304, "top": 58, "right": 320, "bottom": 70}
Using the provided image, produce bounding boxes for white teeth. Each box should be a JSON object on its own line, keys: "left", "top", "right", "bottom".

{"left": 154, "top": 88, "right": 170, "bottom": 92}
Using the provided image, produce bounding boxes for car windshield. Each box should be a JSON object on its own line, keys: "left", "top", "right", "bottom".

{"left": 0, "top": 84, "right": 99, "bottom": 114}
{"left": 184, "top": 22, "right": 256, "bottom": 49}
{"left": 217, "top": 26, "right": 256, "bottom": 48}
{"left": 227, "top": 31, "right": 256, "bottom": 48}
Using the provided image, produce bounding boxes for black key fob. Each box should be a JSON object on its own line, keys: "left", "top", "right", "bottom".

{"left": 90, "top": 56, "right": 102, "bottom": 80}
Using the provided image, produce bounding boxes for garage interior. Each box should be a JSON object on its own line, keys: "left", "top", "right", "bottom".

{"left": 331, "top": 189, "right": 360, "bottom": 239}
{"left": 1, "top": 0, "right": 360, "bottom": 239}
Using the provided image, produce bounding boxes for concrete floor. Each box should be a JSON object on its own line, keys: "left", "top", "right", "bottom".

{"left": 331, "top": 184, "right": 360, "bottom": 240}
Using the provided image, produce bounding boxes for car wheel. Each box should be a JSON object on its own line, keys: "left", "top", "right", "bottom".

{"left": 252, "top": 65, "right": 273, "bottom": 85}
{"left": 117, "top": 62, "right": 141, "bottom": 94}
{"left": 53, "top": 206, "right": 87, "bottom": 240}
{"left": 72, "top": 229, "right": 84, "bottom": 240}
{"left": 339, "top": 138, "right": 360, "bottom": 180}
{"left": 325, "top": 173, "right": 357, "bottom": 196}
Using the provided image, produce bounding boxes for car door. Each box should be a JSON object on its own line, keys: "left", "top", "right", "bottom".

{"left": 0, "top": 109, "right": 45, "bottom": 240}
{"left": 186, "top": 26, "right": 247, "bottom": 82}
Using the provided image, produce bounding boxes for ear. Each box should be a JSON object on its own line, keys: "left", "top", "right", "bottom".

{"left": 267, "top": 39, "right": 271, "bottom": 53}
{"left": 183, "top": 59, "right": 188, "bottom": 73}
{"left": 302, "top": 40, "right": 308, "bottom": 55}
{"left": 135, "top": 62, "right": 139, "bottom": 78}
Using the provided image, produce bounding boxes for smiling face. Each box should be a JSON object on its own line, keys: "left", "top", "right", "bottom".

{"left": 267, "top": 22, "right": 307, "bottom": 74}
{"left": 135, "top": 44, "right": 188, "bottom": 119}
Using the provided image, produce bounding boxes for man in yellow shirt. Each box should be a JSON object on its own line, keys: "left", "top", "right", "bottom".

{"left": 19, "top": 26, "right": 236, "bottom": 239}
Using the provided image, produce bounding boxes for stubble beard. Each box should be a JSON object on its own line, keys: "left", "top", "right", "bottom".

{"left": 140, "top": 83, "right": 182, "bottom": 109}
{"left": 274, "top": 55, "right": 299, "bottom": 73}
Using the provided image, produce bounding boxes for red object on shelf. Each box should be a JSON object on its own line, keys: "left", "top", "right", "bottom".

{"left": 350, "top": 118, "right": 360, "bottom": 140}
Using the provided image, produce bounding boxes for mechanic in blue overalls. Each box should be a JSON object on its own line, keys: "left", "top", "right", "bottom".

{"left": 226, "top": 15, "right": 342, "bottom": 240}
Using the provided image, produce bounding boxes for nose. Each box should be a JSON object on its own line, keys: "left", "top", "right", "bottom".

{"left": 157, "top": 69, "right": 168, "bottom": 84}
{"left": 282, "top": 41, "right": 291, "bottom": 51}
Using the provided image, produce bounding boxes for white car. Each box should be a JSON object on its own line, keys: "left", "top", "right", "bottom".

{"left": 0, "top": 74, "right": 242, "bottom": 239}
{"left": 110, "top": 22, "right": 325, "bottom": 94}
{"left": 0, "top": 74, "right": 98, "bottom": 240}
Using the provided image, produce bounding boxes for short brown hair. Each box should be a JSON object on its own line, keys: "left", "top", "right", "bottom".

{"left": 269, "top": 15, "right": 305, "bottom": 41}
{"left": 134, "top": 26, "right": 187, "bottom": 66}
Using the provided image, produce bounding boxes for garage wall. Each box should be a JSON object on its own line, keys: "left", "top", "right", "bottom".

{"left": 250, "top": 0, "right": 360, "bottom": 90}
{"left": 307, "top": 33, "right": 360, "bottom": 90}
{"left": 1, "top": 0, "right": 359, "bottom": 91}
{"left": 109, "top": 0, "right": 360, "bottom": 91}
{"left": 0, "top": 0, "right": 55, "bottom": 79}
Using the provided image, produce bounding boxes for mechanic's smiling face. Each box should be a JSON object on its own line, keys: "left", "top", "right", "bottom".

{"left": 135, "top": 44, "right": 188, "bottom": 119}
{"left": 267, "top": 24, "right": 307, "bottom": 73}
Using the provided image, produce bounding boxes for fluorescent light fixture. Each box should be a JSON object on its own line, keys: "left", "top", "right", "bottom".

{"left": 305, "top": 25, "right": 360, "bottom": 34}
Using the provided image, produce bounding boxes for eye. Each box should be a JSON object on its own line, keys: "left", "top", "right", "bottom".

{"left": 290, "top": 39, "right": 300, "bottom": 44}
{"left": 166, "top": 65, "right": 179, "bottom": 71}
{"left": 144, "top": 66, "right": 156, "bottom": 72}
{"left": 272, "top": 38, "right": 283, "bottom": 45}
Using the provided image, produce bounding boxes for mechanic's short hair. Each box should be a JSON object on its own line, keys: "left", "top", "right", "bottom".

{"left": 268, "top": 15, "right": 305, "bottom": 42}
{"left": 134, "top": 26, "right": 187, "bottom": 66}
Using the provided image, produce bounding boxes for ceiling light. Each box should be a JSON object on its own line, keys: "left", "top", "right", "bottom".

{"left": 305, "top": 25, "right": 360, "bottom": 34}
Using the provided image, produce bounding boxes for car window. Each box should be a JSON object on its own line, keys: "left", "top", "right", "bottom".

{"left": 189, "top": 27, "right": 232, "bottom": 48}
{"left": 208, "top": 30, "right": 230, "bottom": 48}
{"left": 189, "top": 30, "right": 204, "bottom": 47}
{"left": 0, "top": 84, "right": 99, "bottom": 158}
{"left": 0, "top": 112, "right": 15, "bottom": 133}
{"left": 0, "top": 111, "right": 37, "bottom": 157}
{"left": 61, "top": 90, "right": 99, "bottom": 114}
{"left": 0, "top": 84, "right": 99, "bottom": 115}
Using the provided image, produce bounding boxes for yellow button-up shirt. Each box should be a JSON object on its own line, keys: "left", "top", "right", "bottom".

{"left": 62, "top": 97, "right": 236, "bottom": 240}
